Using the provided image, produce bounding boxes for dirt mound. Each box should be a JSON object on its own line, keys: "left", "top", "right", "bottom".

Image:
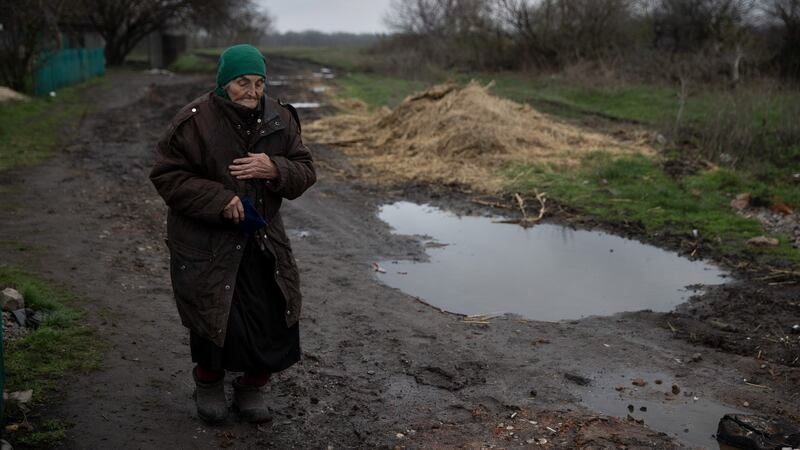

{"left": 307, "top": 81, "right": 653, "bottom": 192}
{"left": 0, "top": 86, "right": 29, "bottom": 103}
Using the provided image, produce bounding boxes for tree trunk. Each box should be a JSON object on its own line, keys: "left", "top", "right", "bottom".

{"left": 730, "top": 43, "right": 743, "bottom": 87}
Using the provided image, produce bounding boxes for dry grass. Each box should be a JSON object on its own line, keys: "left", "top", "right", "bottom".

{"left": 306, "top": 80, "right": 654, "bottom": 193}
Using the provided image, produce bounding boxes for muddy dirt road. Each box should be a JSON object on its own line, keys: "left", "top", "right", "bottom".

{"left": 0, "top": 58, "right": 797, "bottom": 449}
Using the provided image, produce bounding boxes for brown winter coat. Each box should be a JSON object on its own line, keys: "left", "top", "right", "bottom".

{"left": 150, "top": 92, "right": 316, "bottom": 347}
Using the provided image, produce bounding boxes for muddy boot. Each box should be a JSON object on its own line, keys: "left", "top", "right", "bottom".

{"left": 193, "top": 371, "right": 228, "bottom": 423}
{"left": 232, "top": 377, "right": 272, "bottom": 423}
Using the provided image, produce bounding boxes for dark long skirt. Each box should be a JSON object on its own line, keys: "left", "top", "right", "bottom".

{"left": 190, "top": 237, "right": 300, "bottom": 373}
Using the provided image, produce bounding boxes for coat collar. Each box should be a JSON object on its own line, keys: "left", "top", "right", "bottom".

{"left": 210, "top": 93, "right": 286, "bottom": 137}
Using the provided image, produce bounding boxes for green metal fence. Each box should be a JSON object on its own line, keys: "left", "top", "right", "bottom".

{"left": 34, "top": 48, "right": 105, "bottom": 95}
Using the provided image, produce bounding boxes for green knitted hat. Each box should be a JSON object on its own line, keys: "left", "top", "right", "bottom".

{"left": 214, "top": 44, "right": 266, "bottom": 97}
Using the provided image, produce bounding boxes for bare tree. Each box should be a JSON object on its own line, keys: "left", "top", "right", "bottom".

{"left": 495, "top": 0, "right": 560, "bottom": 67}
{"left": 765, "top": 0, "right": 800, "bottom": 78}
{"left": 384, "top": 0, "right": 501, "bottom": 68}
{"left": 0, "top": 0, "right": 65, "bottom": 91}
{"left": 76, "top": 0, "right": 255, "bottom": 65}
{"left": 648, "top": 0, "right": 754, "bottom": 52}
{"left": 206, "top": 6, "right": 274, "bottom": 47}
{"left": 495, "top": 0, "right": 635, "bottom": 67}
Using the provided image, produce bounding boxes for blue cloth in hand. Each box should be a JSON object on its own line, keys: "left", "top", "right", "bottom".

{"left": 239, "top": 196, "right": 268, "bottom": 234}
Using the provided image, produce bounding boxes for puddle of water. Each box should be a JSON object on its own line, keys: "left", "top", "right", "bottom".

{"left": 286, "top": 229, "right": 310, "bottom": 239}
{"left": 377, "top": 202, "right": 726, "bottom": 320}
{"left": 292, "top": 102, "right": 322, "bottom": 109}
{"left": 579, "top": 371, "right": 745, "bottom": 449}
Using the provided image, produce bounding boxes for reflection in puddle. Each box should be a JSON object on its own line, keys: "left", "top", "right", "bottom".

{"left": 377, "top": 202, "right": 726, "bottom": 320}
{"left": 292, "top": 102, "right": 322, "bottom": 109}
{"left": 286, "top": 229, "right": 310, "bottom": 239}
{"left": 579, "top": 370, "right": 744, "bottom": 449}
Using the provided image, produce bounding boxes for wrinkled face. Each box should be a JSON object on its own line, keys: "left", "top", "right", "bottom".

{"left": 225, "top": 75, "right": 265, "bottom": 108}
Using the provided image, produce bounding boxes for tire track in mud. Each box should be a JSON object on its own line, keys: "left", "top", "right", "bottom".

{"left": 0, "top": 60, "right": 795, "bottom": 449}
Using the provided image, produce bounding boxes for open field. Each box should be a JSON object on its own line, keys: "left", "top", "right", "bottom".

{"left": 259, "top": 46, "right": 800, "bottom": 272}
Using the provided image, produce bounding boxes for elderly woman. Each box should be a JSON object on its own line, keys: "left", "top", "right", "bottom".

{"left": 150, "top": 44, "right": 315, "bottom": 423}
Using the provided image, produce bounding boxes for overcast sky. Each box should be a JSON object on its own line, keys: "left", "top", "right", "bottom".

{"left": 259, "top": 0, "right": 393, "bottom": 34}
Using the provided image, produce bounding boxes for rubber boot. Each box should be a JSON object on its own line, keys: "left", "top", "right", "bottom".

{"left": 232, "top": 377, "right": 272, "bottom": 423}
{"left": 193, "top": 371, "right": 228, "bottom": 423}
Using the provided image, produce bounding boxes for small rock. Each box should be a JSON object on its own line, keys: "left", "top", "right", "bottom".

{"left": 672, "top": 384, "right": 681, "bottom": 395}
{"left": 631, "top": 378, "right": 647, "bottom": 387}
{"left": 717, "top": 414, "right": 800, "bottom": 450}
{"left": 742, "top": 401, "right": 750, "bottom": 407}
{"left": 640, "top": 406, "right": 647, "bottom": 412}
{"left": 746, "top": 236, "right": 779, "bottom": 247}
{"left": 654, "top": 379, "right": 663, "bottom": 385}
{"left": 730, "top": 192, "right": 751, "bottom": 210}
{"left": 7, "top": 390, "right": 32, "bottom": 404}
{"left": 11, "top": 309, "right": 28, "bottom": 327}
{"left": 709, "top": 319, "right": 738, "bottom": 332}
{"left": 395, "top": 433, "right": 404, "bottom": 439}
{"left": 564, "top": 373, "right": 592, "bottom": 386}
{"left": 690, "top": 353, "right": 703, "bottom": 362}
{"left": 627, "top": 404, "right": 634, "bottom": 413}
{"left": 770, "top": 203, "right": 793, "bottom": 215}
{"left": 1, "top": 288, "right": 24, "bottom": 312}
{"left": 791, "top": 324, "right": 799, "bottom": 335}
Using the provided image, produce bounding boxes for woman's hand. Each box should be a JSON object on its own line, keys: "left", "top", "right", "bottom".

{"left": 229, "top": 152, "right": 278, "bottom": 180}
{"left": 222, "top": 195, "right": 244, "bottom": 224}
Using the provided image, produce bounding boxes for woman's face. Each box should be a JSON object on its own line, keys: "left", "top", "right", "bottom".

{"left": 225, "top": 75, "right": 265, "bottom": 109}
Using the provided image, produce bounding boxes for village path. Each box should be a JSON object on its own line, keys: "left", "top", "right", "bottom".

{"left": 0, "top": 59, "right": 795, "bottom": 449}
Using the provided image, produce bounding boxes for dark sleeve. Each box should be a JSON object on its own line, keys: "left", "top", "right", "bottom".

{"left": 149, "top": 121, "right": 236, "bottom": 224}
{"left": 266, "top": 111, "right": 316, "bottom": 200}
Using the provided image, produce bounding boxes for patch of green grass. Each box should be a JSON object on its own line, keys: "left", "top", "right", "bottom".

{"left": 504, "top": 154, "right": 800, "bottom": 266}
{"left": 0, "top": 240, "right": 34, "bottom": 252}
{"left": 16, "top": 419, "right": 68, "bottom": 448}
{"left": 0, "top": 265, "right": 101, "bottom": 399}
{"left": 169, "top": 52, "right": 217, "bottom": 73}
{"left": 262, "top": 46, "right": 371, "bottom": 72}
{"left": 336, "top": 73, "right": 428, "bottom": 109}
{"left": 458, "top": 72, "right": 692, "bottom": 125}
{"left": 0, "top": 83, "right": 90, "bottom": 174}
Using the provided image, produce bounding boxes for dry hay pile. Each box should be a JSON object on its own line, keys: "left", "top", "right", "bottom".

{"left": 306, "top": 81, "right": 653, "bottom": 193}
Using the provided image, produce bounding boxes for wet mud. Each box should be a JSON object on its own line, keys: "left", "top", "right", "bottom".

{"left": 0, "top": 57, "right": 797, "bottom": 449}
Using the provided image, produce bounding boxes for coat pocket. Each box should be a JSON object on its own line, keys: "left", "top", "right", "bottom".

{"left": 166, "top": 238, "right": 215, "bottom": 308}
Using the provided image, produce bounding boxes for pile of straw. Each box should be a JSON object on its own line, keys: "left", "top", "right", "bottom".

{"left": 306, "top": 81, "right": 652, "bottom": 192}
